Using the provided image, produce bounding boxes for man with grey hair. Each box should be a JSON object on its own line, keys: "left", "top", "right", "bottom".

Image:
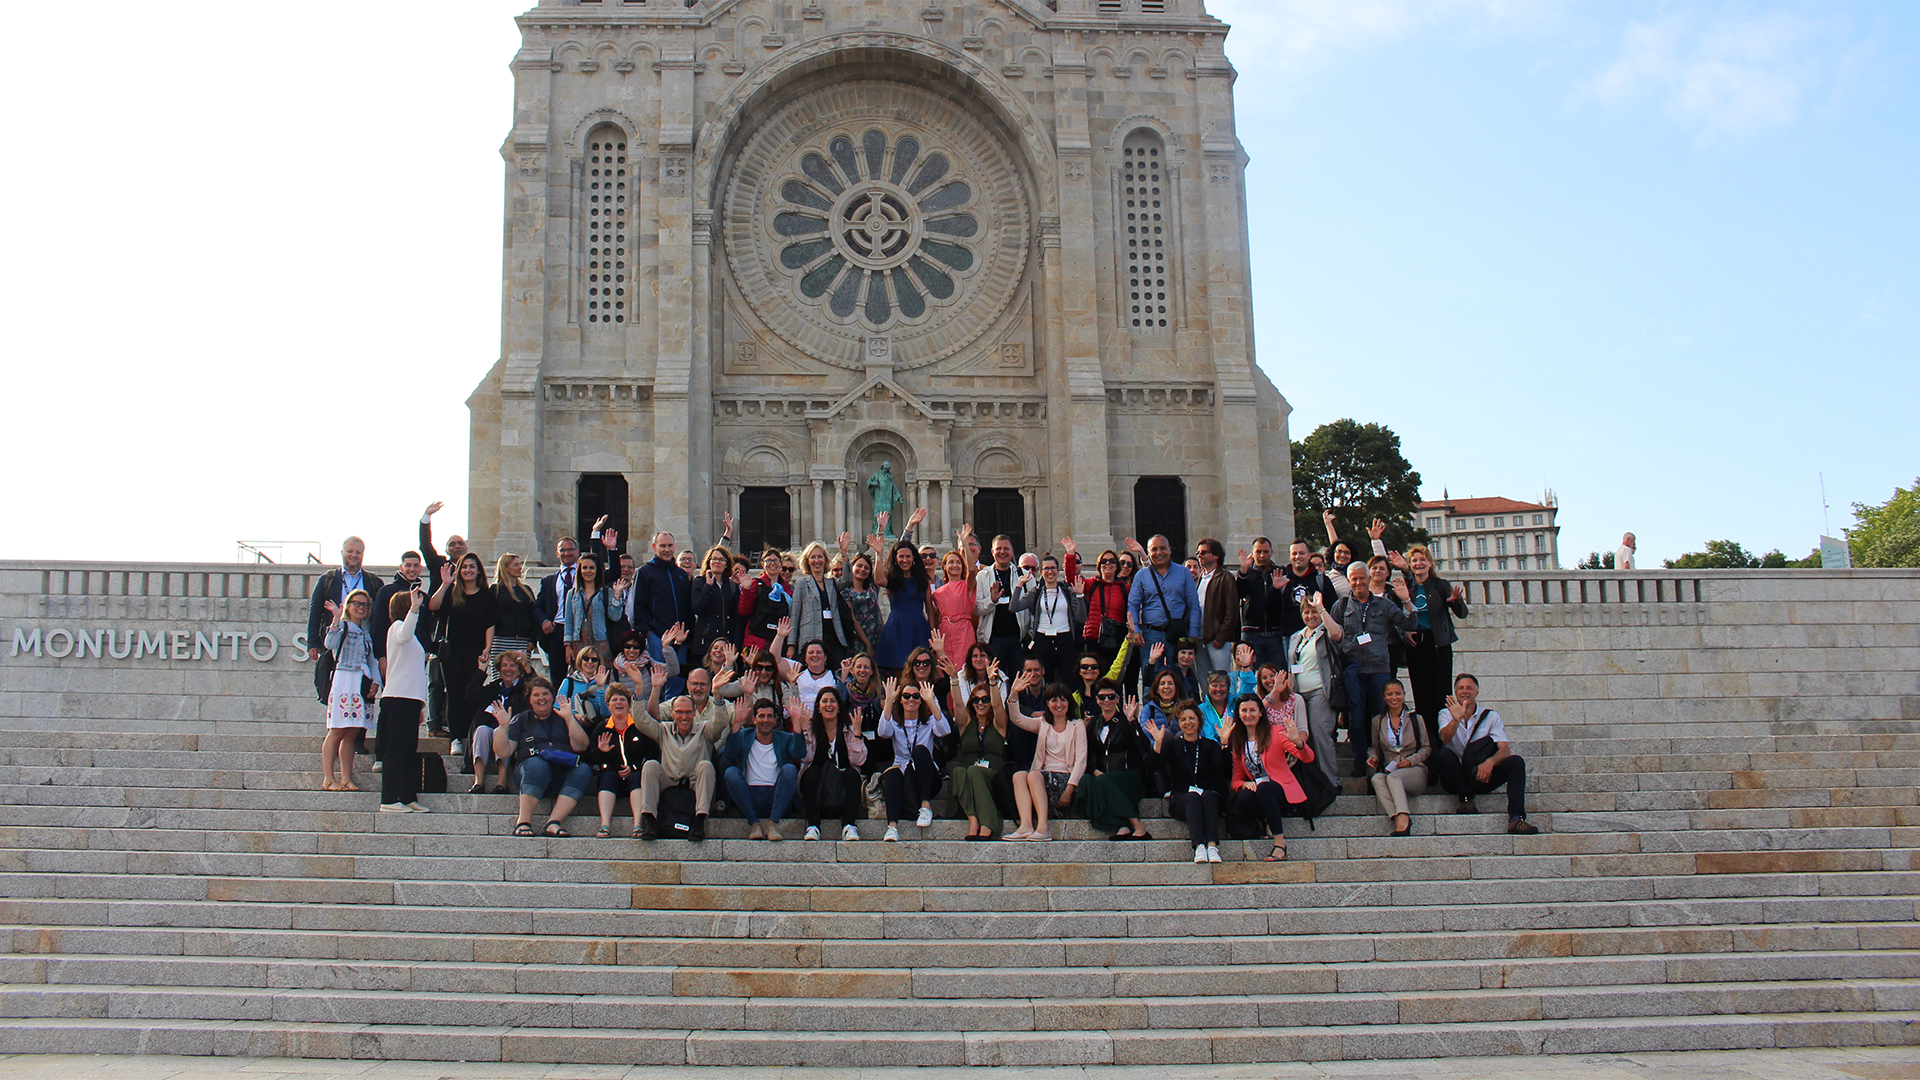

{"left": 1615, "top": 532, "right": 1636, "bottom": 571}
{"left": 632, "top": 670, "right": 734, "bottom": 841}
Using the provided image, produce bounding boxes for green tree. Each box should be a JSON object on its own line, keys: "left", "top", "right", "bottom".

{"left": 1848, "top": 479, "right": 1920, "bottom": 568}
{"left": 1664, "top": 540, "right": 1761, "bottom": 569}
{"left": 1290, "top": 420, "right": 1426, "bottom": 550}
{"left": 1576, "top": 551, "right": 1616, "bottom": 570}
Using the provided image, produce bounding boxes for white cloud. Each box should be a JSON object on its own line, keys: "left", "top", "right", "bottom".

{"left": 1585, "top": 10, "right": 1856, "bottom": 137}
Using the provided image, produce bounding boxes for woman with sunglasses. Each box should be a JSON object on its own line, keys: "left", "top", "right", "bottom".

{"left": 873, "top": 538, "right": 935, "bottom": 676}
{"left": 1066, "top": 540, "right": 1131, "bottom": 676}
{"left": 798, "top": 687, "right": 867, "bottom": 841}
{"left": 611, "top": 630, "right": 681, "bottom": 704}
{"left": 556, "top": 645, "right": 612, "bottom": 728}
{"left": 1007, "top": 673, "right": 1085, "bottom": 841}
{"left": 319, "top": 588, "right": 379, "bottom": 792}
{"left": 876, "top": 673, "right": 951, "bottom": 840}
{"left": 1084, "top": 680, "right": 1152, "bottom": 841}
{"left": 949, "top": 663, "right": 1010, "bottom": 840}
{"left": 736, "top": 548, "right": 793, "bottom": 654}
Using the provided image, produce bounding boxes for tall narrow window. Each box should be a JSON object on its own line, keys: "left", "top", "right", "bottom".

{"left": 1133, "top": 477, "right": 1187, "bottom": 561}
{"left": 973, "top": 489, "right": 1026, "bottom": 557}
{"left": 1120, "top": 131, "right": 1172, "bottom": 332}
{"left": 585, "top": 131, "right": 628, "bottom": 325}
{"left": 576, "top": 474, "right": 629, "bottom": 553}
{"left": 740, "top": 488, "right": 792, "bottom": 556}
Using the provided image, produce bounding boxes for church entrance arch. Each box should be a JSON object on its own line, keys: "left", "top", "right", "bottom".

{"left": 740, "top": 488, "right": 792, "bottom": 557}
{"left": 974, "top": 489, "right": 1026, "bottom": 557}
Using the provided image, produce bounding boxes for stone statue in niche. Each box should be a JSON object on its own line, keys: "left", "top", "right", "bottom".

{"left": 867, "top": 461, "right": 903, "bottom": 539}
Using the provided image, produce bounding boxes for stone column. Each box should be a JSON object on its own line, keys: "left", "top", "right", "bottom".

{"left": 493, "top": 46, "right": 556, "bottom": 559}
{"left": 1194, "top": 49, "right": 1264, "bottom": 549}
{"left": 1049, "top": 48, "right": 1116, "bottom": 551}
{"left": 811, "top": 480, "right": 825, "bottom": 547}
{"left": 650, "top": 50, "right": 699, "bottom": 545}
{"left": 916, "top": 480, "right": 929, "bottom": 532}
{"left": 1022, "top": 487, "right": 1038, "bottom": 555}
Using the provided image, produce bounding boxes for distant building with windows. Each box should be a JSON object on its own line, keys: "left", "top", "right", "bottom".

{"left": 1412, "top": 492, "right": 1561, "bottom": 572}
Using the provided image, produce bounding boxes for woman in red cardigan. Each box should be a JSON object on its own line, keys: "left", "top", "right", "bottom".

{"left": 1224, "top": 676, "right": 1315, "bottom": 861}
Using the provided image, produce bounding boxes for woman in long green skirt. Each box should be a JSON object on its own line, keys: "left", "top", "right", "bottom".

{"left": 1081, "top": 679, "right": 1154, "bottom": 840}
{"left": 948, "top": 660, "right": 1009, "bottom": 839}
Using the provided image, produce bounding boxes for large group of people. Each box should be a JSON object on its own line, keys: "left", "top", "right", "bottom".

{"left": 307, "top": 504, "right": 1540, "bottom": 859}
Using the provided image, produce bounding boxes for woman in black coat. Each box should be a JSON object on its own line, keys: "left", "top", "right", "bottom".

{"left": 1149, "top": 699, "right": 1228, "bottom": 863}
{"left": 1081, "top": 688, "right": 1153, "bottom": 841}
{"left": 690, "top": 545, "right": 741, "bottom": 656}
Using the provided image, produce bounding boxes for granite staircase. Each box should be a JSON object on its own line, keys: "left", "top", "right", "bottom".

{"left": 0, "top": 721, "right": 1916, "bottom": 1066}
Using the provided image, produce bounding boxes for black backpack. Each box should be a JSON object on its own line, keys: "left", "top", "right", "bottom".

{"left": 656, "top": 783, "right": 699, "bottom": 837}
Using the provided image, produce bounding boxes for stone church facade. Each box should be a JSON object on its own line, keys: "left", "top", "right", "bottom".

{"left": 467, "top": 0, "right": 1293, "bottom": 563}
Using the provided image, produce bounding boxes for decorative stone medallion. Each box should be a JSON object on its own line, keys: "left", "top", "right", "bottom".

{"left": 724, "top": 80, "right": 1029, "bottom": 370}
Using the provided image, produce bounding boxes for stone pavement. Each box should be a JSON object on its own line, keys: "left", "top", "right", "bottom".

{"left": 1, "top": 1048, "right": 1918, "bottom": 1079}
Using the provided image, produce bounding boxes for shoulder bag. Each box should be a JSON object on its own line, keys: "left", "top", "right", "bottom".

{"left": 1460, "top": 709, "right": 1498, "bottom": 772}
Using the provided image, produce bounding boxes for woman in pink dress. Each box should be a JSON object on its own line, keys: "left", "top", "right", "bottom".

{"left": 930, "top": 550, "right": 977, "bottom": 670}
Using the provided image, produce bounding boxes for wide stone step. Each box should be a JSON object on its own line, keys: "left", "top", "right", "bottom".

{"left": 10, "top": 922, "right": 1914, "bottom": 968}
{"left": 3, "top": 891, "right": 1913, "bottom": 940}
{"left": 6, "top": 949, "right": 1917, "bottom": 999}
{"left": 0, "top": 1010, "right": 1914, "bottom": 1064}
{"left": 5, "top": 977, "right": 1918, "bottom": 1031}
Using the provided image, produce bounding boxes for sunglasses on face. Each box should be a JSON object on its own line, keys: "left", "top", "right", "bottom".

{"left": 971, "top": 697, "right": 990, "bottom": 706}
{"left": 1096, "top": 693, "right": 1119, "bottom": 701}
{"left": 753, "top": 664, "right": 777, "bottom": 673}
{"left": 912, "top": 659, "right": 933, "bottom": 667}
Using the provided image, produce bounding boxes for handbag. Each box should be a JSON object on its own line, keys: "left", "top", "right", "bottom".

{"left": 536, "top": 748, "right": 581, "bottom": 768}
{"left": 1286, "top": 760, "right": 1339, "bottom": 824}
{"left": 1460, "top": 709, "right": 1498, "bottom": 773}
{"left": 816, "top": 761, "right": 850, "bottom": 813}
{"left": 863, "top": 772, "right": 887, "bottom": 820}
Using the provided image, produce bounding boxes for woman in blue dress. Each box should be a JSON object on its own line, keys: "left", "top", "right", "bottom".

{"left": 874, "top": 538, "right": 935, "bottom": 676}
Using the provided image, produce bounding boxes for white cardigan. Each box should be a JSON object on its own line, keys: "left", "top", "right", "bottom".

{"left": 383, "top": 607, "right": 429, "bottom": 703}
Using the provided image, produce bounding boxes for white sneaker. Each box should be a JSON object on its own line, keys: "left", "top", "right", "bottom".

{"left": 804, "top": 826, "right": 821, "bottom": 841}
{"left": 1193, "top": 846, "right": 1207, "bottom": 863}
{"left": 1207, "top": 845, "right": 1223, "bottom": 864}
{"left": 915, "top": 807, "right": 934, "bottom": 828}
{"left": 405, "top": 802, "right": 431, "bottom": 813}
{"left": 450, "top": 739, "right": 465, "bottom": 755}
{"left": 378, "top": 802, "right": 412, "bottom": 813}
{"left": 883, "top": 825, "right": 900, "bottom": 842}
{"left": 841, "top": 824, "right": 860, "bottom": 842}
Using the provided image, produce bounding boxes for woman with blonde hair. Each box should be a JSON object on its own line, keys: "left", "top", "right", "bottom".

{"left": 320, "top": 588, "right": 379, "bottom": 791}
{"left": 791, "top": 539, "right": 852, "bottom": 667}
{"left": 930, "top": 550, "right": 977, "bottom": 670}
{"left": 491, "top": 553, "right": 538, "bottom": 678}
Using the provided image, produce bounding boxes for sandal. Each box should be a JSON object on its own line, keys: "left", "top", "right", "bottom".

{"left": 513, "top": 822, "right": 535, "bottom": 837}
{"left": 321, "top": 779, "right": 341, "bottom": 792}
{"left": 595, "top": 826, "right": 612, "bottom": 839}
{"left": 543, "top": 821, "right": 569, "bottom": 838}
{"left": 1265, "top": 843, "right": 1288, "bottom": 862}
{"left": 631, "top": 827, "right": 645, "bottom": 839}
{"left": 340, "top": 782, "right": 362, "bottom": 792}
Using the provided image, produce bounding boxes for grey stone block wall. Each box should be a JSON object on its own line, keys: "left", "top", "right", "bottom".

{"left": 1, "top": 562, "right": 1916, "bottom": 742}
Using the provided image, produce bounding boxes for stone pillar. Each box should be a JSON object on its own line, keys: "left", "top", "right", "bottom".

{"left": 838, "top": 481, "right": 850, "bottom": 539}
{"left": 1049, "top": 48, "right": 1116, "bottom": 551}
{"left": 1022, "top": 488, "right": 1038, "bottom": 556}
{"left": 916, "top": 480, "right": 929, "bottom": 531}
{"left": 494, "top": 46, "right": 555, "bottom": 559}
{"left": 811, "top": 480, "right": 825, "bottom": 547}
{"left": 650, "top": 50, "right": 699, "bottom": 546}
{"left": 1195, "top": 48, "right": 1265, "bottom": 550}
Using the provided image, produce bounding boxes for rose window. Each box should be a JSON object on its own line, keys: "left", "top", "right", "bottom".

{"left": 771, "top": 130, "right": 981, "bottom": 329}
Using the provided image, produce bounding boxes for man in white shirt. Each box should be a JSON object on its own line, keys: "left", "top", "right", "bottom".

{"left": 974, "top": 535, "right": 1036, "bottom": 674}
{"left": 1616, "top": 533, "right": 1636, "bottom": 570}
{"left": 1432, "top": 673, "right": 1539, "bottom": 835}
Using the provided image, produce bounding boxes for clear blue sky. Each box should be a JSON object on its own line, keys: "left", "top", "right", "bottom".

{"left": 1216, "top": 0, "right": 1918, "bottom": 562}
{"left": 0, "top": 1, "right": 1911, "bottom": 565}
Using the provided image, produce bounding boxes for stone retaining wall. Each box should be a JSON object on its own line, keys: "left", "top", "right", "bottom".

{"left": 1, "top": 561, "right": 1915, "bottom": 740}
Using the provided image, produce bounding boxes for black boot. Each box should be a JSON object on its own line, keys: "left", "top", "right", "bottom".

{"left": 689, "top": 813, "right": 707, "bottom": 842}
{"left": 639, "top": 813, "right": 658, "bottom": 841}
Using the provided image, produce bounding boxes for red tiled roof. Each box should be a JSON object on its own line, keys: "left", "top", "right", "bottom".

{"left": 1418, "top": 497, "right": 1552, "bottom": 515}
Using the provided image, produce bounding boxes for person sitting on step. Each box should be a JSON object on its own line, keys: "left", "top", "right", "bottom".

{"left": 875, "top": 669, "right": 952, "bottom": 841}
{"left": 720, "top": 697, "right": 808, "bottom": 841}
{"left": 1221, "top": 690, "right": 1315, "bottom": 862}
{"left": 585, "top": 683, "right": 658, "bottom": 839}
{"left": 468, "top": 650, "right": 531, "bottom": 794}
{"left": 1366, "top": 678, "right": 1430, "bottom": 837}
{"left": 1147, "top": 698, "right": 1227, "bottom": 863}
{"left": 797, "top": 686, "right": 867, "bottom": 841}
{"left": 630, "top": 671, "right": 735, "bottom": 841}
{"left": 487, "top": 677, "right": 591, "bottom": 838}
{"left": 1430, "top": 673, "right": 1540, "bottom": 836}
{"left": 1008, "top": 679, "right": 1087, "bottom": 842}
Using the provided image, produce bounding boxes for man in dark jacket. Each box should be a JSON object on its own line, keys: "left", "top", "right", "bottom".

{"left": 719, "top": 698, "right": 807, "bottom": 840}
{"left": 534, "top": 536, "right": 581, "bottom": 678}
{"left": 630, "top": 531, "right": 694, "bottom": 691}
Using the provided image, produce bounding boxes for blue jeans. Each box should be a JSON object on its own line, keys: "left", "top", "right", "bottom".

{"left": 518, "top": 755, "right": 594, "bottom": 803}
{"left": 1342, "top": 668, "right": 1391, "bottom": 765}
{"left": 1140, "top": 627, "right": 1173, "bottom": 673}
{"left": 723, "top": 762, "right": 799, "bottom": 824}
{"left": 1242, "top": 631, "right": 1287, "bottom": 672}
